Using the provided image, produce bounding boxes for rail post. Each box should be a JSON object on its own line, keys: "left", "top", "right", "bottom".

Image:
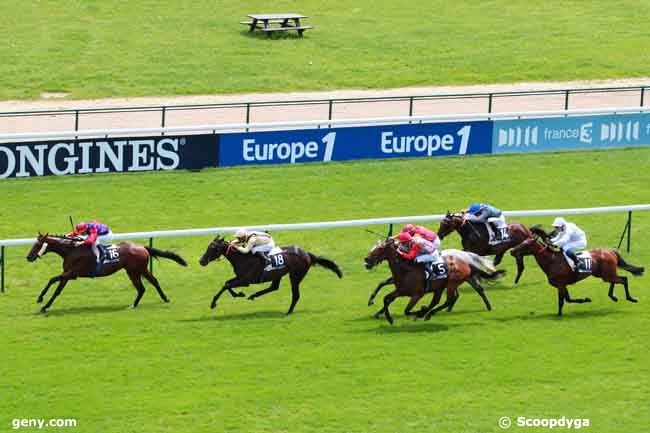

{"left": 408, "top": 97, "right": 414, "bottom": 123}
{"left": 488, "top": 93, "right": 493, "bottom": 114}
{"left": 328, "top": 100, "right": 333, "bottom": 128}
{"left": 564, "top": 90, "right": 570, "bottom": 110}
{"left": 641, "top": 87, "right": 646, "bottom": 107}
{"left": 149, "top": 238, "right": 154, "bottom": 273}
{"left": 74, "top": 110, "right": 79, "bottom": 131}
{"left": 161, "top": 106, "right": 166, "bottom": 136}
{"left": 1, "top": 246, "right": 5, "bottom": 293}
{"left": 245, "top": 103, "right": 251, "bottom": 132}
{"left": 616, "top": 211, "right": 632, "bottom": 253}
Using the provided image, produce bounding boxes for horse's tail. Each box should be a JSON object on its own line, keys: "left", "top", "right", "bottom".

{"left": 442, "top": 249, "right": 505, "bottom": 282}
{"left": 614, "top": 251, "right": 644, "bottom": 276}
{"left": 309, "top": 253, "right": 343, "bottom": 278}
{"left": 145, "top": 247, "right": 188, "bottom": 267}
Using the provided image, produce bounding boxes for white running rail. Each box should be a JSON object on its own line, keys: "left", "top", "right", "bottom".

{"left": 2, "top": 204, "right": 648, "bottom": 247}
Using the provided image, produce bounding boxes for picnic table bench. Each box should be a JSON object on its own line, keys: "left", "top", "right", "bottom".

{"left": 240, "top": 13, "right": 312, "bottom": 37}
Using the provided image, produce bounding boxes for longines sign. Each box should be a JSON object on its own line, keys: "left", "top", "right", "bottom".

{"left": 0, "top": 134, "right": 218, "bottom": 178}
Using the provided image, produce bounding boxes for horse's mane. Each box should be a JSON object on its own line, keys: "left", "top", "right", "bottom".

{"left": 529, "top": 225, "right": 551, "bottom": 240}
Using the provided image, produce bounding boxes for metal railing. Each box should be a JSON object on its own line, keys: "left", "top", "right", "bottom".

{"left": 1, "top": 204, "right": 647, "bottom": 293}
{"left": 0, "top": 85, "right": 647, "bottom": 134}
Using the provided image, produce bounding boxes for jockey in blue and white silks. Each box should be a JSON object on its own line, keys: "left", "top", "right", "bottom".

{"left": 550, "top": 217, "right": 587, "bottom": 268}
{"left": 464, "top": 203, "right": 507, "bottom": 244}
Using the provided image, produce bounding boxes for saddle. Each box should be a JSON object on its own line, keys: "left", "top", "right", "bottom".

{"left": 486, "top": 224, "right": 510, "bottom": 245}
{"left": 423, "top": 260, "right": 448, "bottom": 292}
{"left": 91, "top": 245, "right": 120, "bottom": 276}
{"left": 563, "top": 251, "right": 592, "bottom": 274}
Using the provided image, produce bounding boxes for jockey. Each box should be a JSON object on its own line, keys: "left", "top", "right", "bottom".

{"left": 400, "top": 224, "right": 441, "bottom": 260}
{"left": 231, "top": 228, "right": 275, "bottom": 271}
{"left": 550, "top": 217, "right": 587, "bottom": 268}
{"left": 67, "top": 220, "right": 113, "bottom": 263}
{"left": 464, "top": 203, "right": 507, "bottom": 244}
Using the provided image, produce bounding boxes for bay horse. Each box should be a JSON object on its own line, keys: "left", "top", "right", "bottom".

{"left": 437, "top": 212, "right": 532, "bottom": 285}
{"left": 199, "top": 236, "right": 342, "bottom": 315}
{"left": 363, "top": 238, "right": 505, "bottom": 324}
{"left": 26, "top": 233, "right": 187, "bottom": 313}
{"left": 510, "top": 227, "right": 644, "bottom": 316}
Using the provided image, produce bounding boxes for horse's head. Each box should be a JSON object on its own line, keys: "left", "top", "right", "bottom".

{"left": 199, "top": 236, "right": 229, "bottom": 266}
{"left": 510, "top": 235, "right": 545, "bottom": 259}
{"left": 26, "top": 233, "right": 50, "bottom": 262}
{"left": 364, "top": 238, "right": 397, "bottom": 270}
{"left": 437, "top": 212, "right": 464, "bottom": 240}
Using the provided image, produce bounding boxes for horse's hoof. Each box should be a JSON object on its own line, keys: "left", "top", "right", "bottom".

{"left": 210, "top": 302, "right": 217, "bottom": 309}
{"left": 368, "top": 300, "right": 374, "bottom": 306}
{"left": 585, "top": 298, "right": 592, "bottom": 303}
{"left": 39, "top": 308, "right": 47, "bottom": 314}
{"left": 609, "top": 296, "right": 619, "bottom": 302}
{"left": 248, "top": 295, "right": 256, "bottom": 301}
{"left": 36, "top": 298, "right": 43, "bottom": 304}
{"left": 627, "top": 297, "right": 638, "bottom": 303}
{"left": 235, "top": 292, "right": 246, "bottom": 298}
{"left": 512, "top": 283, "right": 518, "bottom": 289}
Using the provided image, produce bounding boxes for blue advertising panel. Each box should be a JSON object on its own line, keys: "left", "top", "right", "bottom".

{"left": 218, "top": 121, "right": 493, "bottom": 167}
{"left": 492, "top": 113, "right": 650, "bottom": 154}
{"left": 0, "top": 134, "right": 218, "bottom": 178}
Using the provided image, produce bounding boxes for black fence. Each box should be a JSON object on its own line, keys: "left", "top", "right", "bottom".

{"left": 0, "top": 85, "right": 648, "bottom": 134}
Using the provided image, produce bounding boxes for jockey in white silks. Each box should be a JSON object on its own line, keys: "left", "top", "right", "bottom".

{"left": 550, "top": 217, "right": 587, "bottom": 268}
{"left": 231, "top": 228, "right": 276, "bottom": 270}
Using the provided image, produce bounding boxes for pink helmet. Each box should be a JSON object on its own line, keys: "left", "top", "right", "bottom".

{"left": 402, "top": 224, "right": 415, "bottom": 234}
{"left": 75, "top": 222, "right": 88, "bottom": 232}
{"left": 397, "top": 232, "right": 412, "bottom": 243}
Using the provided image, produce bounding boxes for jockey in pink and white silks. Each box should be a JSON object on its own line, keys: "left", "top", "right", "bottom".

{"left": 231, "top": 228, "right": 276, "bottom": 271}
{"left": 550, "top": 217, "right": 587, "bottom": 268}
{"left": 68, "top": 221, "right": 114, "bottom": 263}
{"left": 400, "top": 224, "right": 442, "bottom": 263}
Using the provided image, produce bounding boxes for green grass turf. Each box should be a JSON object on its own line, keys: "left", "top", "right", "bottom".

{"left": 2, "top": 1, "right": 650, "bottom": 100}
{"left": 1, "top": 148, "right": 649, "bottom": 432}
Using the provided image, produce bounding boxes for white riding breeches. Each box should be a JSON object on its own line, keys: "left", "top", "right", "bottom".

{"left": 90, "top": 231, "right": 114, "bottom": 261}
{"left": 252, "top": 243, "right": 274, "bottom": 254}
{"left": 415, "top": 250, "right": 442, "bottom": 263}
{"left": 560, "top": 239, "right": 587, "bottom": 252}
{"left": 487, "top": 215, "right": 507, "bottom": 228}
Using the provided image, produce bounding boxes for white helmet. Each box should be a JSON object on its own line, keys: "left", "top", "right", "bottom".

{"left": 235, "top": 228, "right": 248, "bottom": 239}
{"left": 552, "top": 217, "right": 566, "bottom": 228}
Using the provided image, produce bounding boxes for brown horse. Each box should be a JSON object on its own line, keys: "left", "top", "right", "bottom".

{"left": 363, "top": 239, "right": 505, "bottom": 324}
{"left": 199, "top": 236, "right": 342, "bottom": 314}
{"left": 510, "top": 227, "right": 644, "bottom": 316}
{"left": 26, "top": 233, "right": 187, "bottom": 313}
{"left": 437, "top": 212, "right": 532, "bottom": 285}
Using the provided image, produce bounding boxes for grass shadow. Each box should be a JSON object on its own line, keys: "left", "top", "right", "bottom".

{"left": 488, "top": 307, "right": 627, "bottom": 323}
{"left": 179, "top": 308, "right": 326, "bottom": 323}
{"left": 37, "top": 302, "right": 169, "bottom": 317}
{"left": 239, "top": 29, "right": 307, "bottom": 40}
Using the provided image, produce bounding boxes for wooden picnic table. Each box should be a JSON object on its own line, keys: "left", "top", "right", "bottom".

{"left": 240, "top": 13, "right": 312, "bottom": 37}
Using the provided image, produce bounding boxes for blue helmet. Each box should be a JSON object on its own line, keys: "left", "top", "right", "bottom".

{"left": 468, "top": 203, "right": 482, "bottom": 214}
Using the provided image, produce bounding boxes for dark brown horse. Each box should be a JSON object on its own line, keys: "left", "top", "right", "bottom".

{"left": 364, "top": 239, "right": 504, "bottom": 324}
{"left": 437, "top": 212, "right": 532, "bottom": 285}
{"left": 510, "top": 227, "right": 644, "bottom": 316}
{"left": 26, "top": 233, "right": 187, "bottom": 313}
{"left": 199, "top": 236, "right": 342, "bottom": 314}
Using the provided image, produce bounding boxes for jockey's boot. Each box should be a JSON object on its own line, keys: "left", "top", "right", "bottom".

{"left": 566, "top": 249, "right": 579, "bottom": 271}
{"left": 92, "top": 244, "right": 101, "bottom": 264}
{"left": 259, "top": 252, "right": 272, "bottom": 271}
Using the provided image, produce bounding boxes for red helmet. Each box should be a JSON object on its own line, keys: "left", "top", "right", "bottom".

{"left": 75, "top": 222, "right": 88, "bottom": 232}
{"left": 402, "top": 224, "right": 415, "bottom": 234}
{"left": 397, "top": 232, "right": 412, "bottom": 243}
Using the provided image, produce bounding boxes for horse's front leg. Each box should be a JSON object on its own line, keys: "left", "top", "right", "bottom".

{"left": 37, "top": 275, "right": 61, "bottom": 303}
{"left": 249, "top": 279, "right": 281, "bottom": 301}
{"left": 211, "top": 277, "right": 247, "bottom": 309}
{"left": 368, "top": 276, "right": 393, "bottom": 306}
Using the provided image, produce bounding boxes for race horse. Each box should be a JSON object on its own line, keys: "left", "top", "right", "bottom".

{"left": 364, "top": 238, "right": 505, "bottom": 324}
{"left": 437, "top": 212, "right": 532, "bottom": 285}
{"left": 26, "top": 233, "right": 187, "bottom": 313}
{"left": 199, "top": 236, "right": 343, "bottom": 315}
{"left": 510, "top": 227, "right": 644, "bottom": 316}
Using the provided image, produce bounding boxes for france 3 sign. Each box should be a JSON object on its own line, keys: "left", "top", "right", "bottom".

{"left": 0, "top": 134, "right": 218, "bottom": 178}
{"left": 217, "top": 121, "right": 493, "bottom": 167}
{"left": 492, "top": 113, "right": 650, "bottom": 154}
